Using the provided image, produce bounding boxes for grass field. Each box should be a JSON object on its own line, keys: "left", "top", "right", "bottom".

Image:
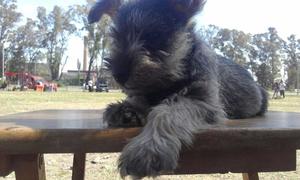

{"left": 0, "top": 91, "right": 125, "bottom": 116}
{"left": 0, "top": 90, "right": 300, "bottom": 180}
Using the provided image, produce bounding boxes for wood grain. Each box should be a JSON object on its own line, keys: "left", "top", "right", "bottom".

{"left": 175, "top": 149, "right": 296, "bottom": 174}
{"left": 0, "top": 110, "right": 300, "bottom": 154}
{"left": 0, "top": 110, "right": 300, "bottom": 177}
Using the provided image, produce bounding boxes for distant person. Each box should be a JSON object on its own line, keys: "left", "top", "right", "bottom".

{"left": 272, "top": 82, "right": 279, "bottom": 99}
{"left": 88, "top": 80, "right": 93, "bottom": 92}
{"left": 279, "top": 80, "right": 285, "bottom": 98}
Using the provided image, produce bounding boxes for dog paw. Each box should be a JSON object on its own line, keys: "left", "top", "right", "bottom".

{"left": 118, "top": 139, "right": 178, "bottom": 178}
{"left": 103, "top": 102, "right": 145, "bottom": 127}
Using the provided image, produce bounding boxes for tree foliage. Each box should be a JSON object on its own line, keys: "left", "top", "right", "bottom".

{"left": 36, "top": 6, "right": 77, "bottom": 80}
{"left": 72, "top": 2, "right": 111, "bottom": 84}
{"left": 283, "top": 35, "right": 300, "bottom": 90}
{"left": 0, "top": 0, "right": 21, "bottom": 42}
{"left": 7, "top": 18, "right": 44, "bottom": 73}
{"left": 201, "top": 25, "right": 300, "bottom": 90}
{"left": 252, "top": 28, "right": 283, "bottom": 84}
{"left": 0, "top": 0, "right": 21, "bottom": 76}
{"left": 217, "top": 29, "right": 251, "bottom": 67}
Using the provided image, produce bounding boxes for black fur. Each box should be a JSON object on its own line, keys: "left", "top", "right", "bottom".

{"left": 88, "top": 0, "right": 268, "bottom": 178}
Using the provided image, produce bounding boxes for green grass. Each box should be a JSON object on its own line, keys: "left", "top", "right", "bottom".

{"left": 0, "top": 91, "right": 125, "bottom": 116}
{"left": 269, "top": 94, "right": 300, "bottom": 112}
{"left": 0, "top": 90, "right": 299, "bottom": 116}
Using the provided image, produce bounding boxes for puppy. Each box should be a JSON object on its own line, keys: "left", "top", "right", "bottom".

{"left": 89, "top": 0, "right": 268, "bottom": 178}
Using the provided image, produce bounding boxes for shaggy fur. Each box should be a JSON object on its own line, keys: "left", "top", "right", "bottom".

{"left": 89, "top": 0, "right": 268, "bottom": 178}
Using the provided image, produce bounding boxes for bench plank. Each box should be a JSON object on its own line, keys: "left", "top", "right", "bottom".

{"left": 0, "top": 110, "right": 300, "bottom": 178}
{"left": 0, "top": 110, "right": 300, "bottom": 154}
{"left": 176, "top": 149, "right": 296, "bottom": 174}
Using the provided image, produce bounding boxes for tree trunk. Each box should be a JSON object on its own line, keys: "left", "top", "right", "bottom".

{"left": 85, "top": 54, "right": 95, "bottom": 85}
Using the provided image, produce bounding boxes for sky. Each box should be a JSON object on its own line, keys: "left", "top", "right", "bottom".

{"left": 198, "top": 0, "right": 300, "bottom": 38}
{"left": 16, "top": 0, "right": 300, "bottom": 71}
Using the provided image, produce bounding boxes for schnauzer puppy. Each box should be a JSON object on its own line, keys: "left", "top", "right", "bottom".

{"left": 89, "top": 0, "right": 268, "bottom": 178}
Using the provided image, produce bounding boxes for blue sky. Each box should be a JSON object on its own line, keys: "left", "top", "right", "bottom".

{"left": 16, "top": 0, "right": 300, "bottom": 71}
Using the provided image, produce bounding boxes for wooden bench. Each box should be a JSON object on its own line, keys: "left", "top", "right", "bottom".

{"left": 0, "top": 110, "right": 300, "bottom": 180}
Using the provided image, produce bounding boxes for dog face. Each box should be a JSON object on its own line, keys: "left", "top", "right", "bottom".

{"left": 89, "top": 0, "right": 206, "bottom": 95}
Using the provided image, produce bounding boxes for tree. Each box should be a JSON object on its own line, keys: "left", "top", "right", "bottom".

{"left": 77, "top": 58, "right": 81, "bottom": 85}
{"left": 0, "top": 0, "right": 22, "bottom": 76}
{"left": 7, "top": 18, "right": 44, "bottom": 73}
{"left": 72, "top": 2, "right": 111, "bottom": 85}
{"left": 200, "top": 25, "right": 288, "bottom": 89}
{"left": 251, "top": 28, "right": 283, "bottom": 88}
{"left": 255, "top": 63, "right": 273, "bottom": 89}
{"left": 198, "top": 24, "right": 220, "bottom": 49}
{"left": 283, "top": 35, "right": 300, "bottom": 90}
{"left": 247, "top": 37, "right": 260, "bottom": 77}
{"left": 267, "top": 28, "right": 283, "bottom": 82}
{"left": 0, "top": 0, "right": 21, "bottom": 42}
{"left": 222, "top": 29, "right": 251, "bottom": 67}
{"left": 201, "top": 26, "right": 253, "bottom": 69}
{"left": 36, "top": 6, "right": 77, "bottom": 80}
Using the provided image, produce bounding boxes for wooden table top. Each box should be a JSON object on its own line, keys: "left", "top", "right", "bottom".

{"left": 0, "top": 110, "right": 300, "bottom": 154}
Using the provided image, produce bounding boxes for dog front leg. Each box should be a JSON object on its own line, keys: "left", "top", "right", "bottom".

{"left": 103, "top": 96, "right": 149, "bottom": 127}
{"left": 118, "top": 95, "right": 225, "bottom": 178}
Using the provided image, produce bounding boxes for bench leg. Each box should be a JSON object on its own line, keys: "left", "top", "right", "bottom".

{"left": 0, "top": 154, "right": 12, "bottom": 176}
{"left": 72, "top": 153, "right": 86, "bottom": 180}
{"left": 242, "top": 172, "right": 259, "bottom": 180}
{"left": 14, "top": 154, "right": 46, "bottom": 180}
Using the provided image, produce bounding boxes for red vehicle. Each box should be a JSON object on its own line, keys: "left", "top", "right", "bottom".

{"left": 4, "top": 72, "right": 57, "bottom": 91}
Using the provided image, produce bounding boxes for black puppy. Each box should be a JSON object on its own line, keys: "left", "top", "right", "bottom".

{"left": 89, "top": 0, "right": 268, "bottom": 178}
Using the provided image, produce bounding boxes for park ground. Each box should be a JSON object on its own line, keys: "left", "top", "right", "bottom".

{"left": 0, "top": 89, "right": 300, "bottom": 180}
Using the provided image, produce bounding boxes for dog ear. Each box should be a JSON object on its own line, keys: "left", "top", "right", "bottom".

{"left": 168, "top": 0, "right": 206, "bottom": 19}
{"left": 88, "top": 0, "right": 122, "bottom": 24}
